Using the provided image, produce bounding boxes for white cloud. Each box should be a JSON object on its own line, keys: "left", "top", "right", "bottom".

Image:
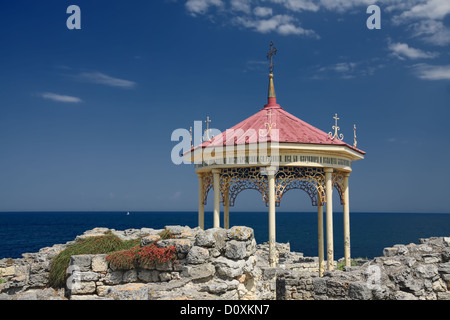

{"left": 233, "top": 14, "right": 319, "bottom": 37}
{"left": 230, "top": 0, "right": 252, "bottom": 14}
{"left": 388, "top": 41, "right": 438, "bottom": 59}
{"left": 77, "top": 72, "right": 136, "bottom": 89}
{"left": 412, "top": 63, "right": 450, "bottom": 80}
{"left": 388, "top": 0, "right": 450, "bottom": 45}
{"left": 266, "top": 0, "right": 320, "bottom": 12}
{"left": 40, "top": 92, "right": 83, "bottom": 103}
{"left": 253, "top": 6, "right": 273, "bottom": 17}
{"left": 394, "top": 0, "right": 450, "bottom": 21}
{"left": 185, "top": 0, "right": 223, "bottom": 15}
{"left": 409, "top": 20, "right": 450, "bottom": 46}
{"left": 318, "top": 0, "right": 373, "bottom": 12}
{"left": 181, "top": 0, "right": 450, "bottom": 45}
{"left": 332, "top": 62, "right": 357, "bottom": 73}
{"left": 313, "top": 59, "right": 385, "bottom": 79}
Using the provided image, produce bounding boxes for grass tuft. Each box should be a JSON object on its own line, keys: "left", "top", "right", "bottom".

{"left": 48, "top": 231, "right": 141, "bottom": 288}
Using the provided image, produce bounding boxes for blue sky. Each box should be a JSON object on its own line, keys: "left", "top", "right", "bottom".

{"left": 0, "top": 0, "right": 449, "bottom": 213}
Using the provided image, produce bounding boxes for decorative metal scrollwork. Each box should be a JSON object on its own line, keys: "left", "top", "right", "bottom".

{"left": 332, "top": 171, "right": 345, "bottom": 205}
{"left": 275, "top": 167, "right": 326, "bottom": 206}
{"left": 200, "top": 166, "right": 345, "bottom": 208}
{"left": 221, "top": 167, "right": 268, "bottom": 206}
{"left": 328, "top": 113, "right": 344, "bottom": 141}
{"left": 200, "top": 172, "right": 214, "bottom": 205}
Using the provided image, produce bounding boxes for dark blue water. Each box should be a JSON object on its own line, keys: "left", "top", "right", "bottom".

{"left": 1, "top": 211, "right": 449, "bottom": 260}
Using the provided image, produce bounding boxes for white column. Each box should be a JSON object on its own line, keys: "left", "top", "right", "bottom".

{"left": 343, "top": 173, "right": 351, "bottom": 267}
{"left": 318, "top": 200, "right": 325, "bottom": 277}
{"left": 268, "top": 169, "right": 277, "bottom": 267}
{"left": 324, "top": 168, "right": 334, "bottom": 271}
{"left": 212, "top": 169, "right": 221, "bottom": 228}
{"left": 197, "top": 173, "right": 204, "bottom": 230}
{"left": 224, "top": 186, "right": 230, "bottom": 229}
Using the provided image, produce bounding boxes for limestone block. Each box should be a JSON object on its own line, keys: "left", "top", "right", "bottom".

{"left": 96, "top": 285, "right": 110, "bottom": 296}
{"left": 157, "top": 239, "right": 192, "bottom": 254}
{"left": 71, "top": 281, "right": 96, "bottom": 295}
{"left": 165, "top": 226, "right": 194, "bottom": 238}
{"left": 195, "top": 231, "right": 216, "bottom": 248}
{"left": 0, "top": 266, "right": 15, "bottom": 277}
{"left": 75, "top": 271, "right": 101, "bottom": 282}
{"left": 383, "top": 247, "right": 398, "bottom": 257}
{"left": 159, "top": 272, "right": 172, "bottom": 282}
{"left": 437, "top": 292, "right": 450, "bottom": 300}
{"left": 227, "top": 226, "right": 254, "bottom": 241}
{"left": 106, "top": 283, "right": 148, "bottom": 300}
{"left": 104, "top": 271, "right": 123, "bottom": 285}
{"left": 394, "top": 291, "right": 418, "bottom": 300}
{"left": 442, "top": 247, "right": 450, "bottom": 262}
{"left": 225, "top": 240, "right": 247, "bottom": 260}
{"left": 246, "top": 239, "right": 257, "bottom": 257}
{"left": 140, "top": 235, "right": 161, "bottom": 247}
{"left": 92, "top": 255, "right": 108, "bottom": 272}
{"left": 182, "top": 263, "right": 215, "bottom": 280}
{"left": 138, "top": 269, "right": 160, "bottom": 283}
{"left": 438, "top": 262, "right": 450, "bottom": 274}
{"left": 213, "top": 257, "right": 246, "bottom": 278}
{"left": 123, "top": 269, "right": 138, "bottom": 282}
{"left": 70, "top": 255, "right": 92, "bottom": 272}
{"left": 414, "top": 264, "right": 438, "bottom": 279}
{"left": 155, "top": 261, "right": 173, "bottom": 271}
{"left": 348, "top": 282, "right": 373, "bottom": 300}
{"left": 186, "top": 246, "right": 210, "bottom": 264}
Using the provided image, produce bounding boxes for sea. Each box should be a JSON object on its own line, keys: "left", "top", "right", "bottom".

{"left": 1, "top": 211, "right": 449, "bottom": 260}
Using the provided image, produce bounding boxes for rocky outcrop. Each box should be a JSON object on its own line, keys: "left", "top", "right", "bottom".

{"left": 65, "top": 225, "right": 261, "bottom": 300}
{"left": 275, "top": 236, "right": 450, "bottom": 300}
{"left": 0, "top": 225, "right": 449, "bottom": 300}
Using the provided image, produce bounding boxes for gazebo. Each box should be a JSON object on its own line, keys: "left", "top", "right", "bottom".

{"left": 184, "top": 43, "right": 365, "bottom": 276}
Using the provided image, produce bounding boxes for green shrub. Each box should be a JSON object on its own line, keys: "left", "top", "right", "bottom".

{"left": 158, "top": 229, "right": 174, "bottom": 240}
{"left": 48, "top": 232, "right": 141, "bottom": 288}
{"left": 336, "top": 257, "right": 368, "bottom": 271}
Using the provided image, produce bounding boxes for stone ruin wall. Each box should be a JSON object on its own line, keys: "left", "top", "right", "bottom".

{"left": 0, "top": 225, "right": 449, "bottom": 300}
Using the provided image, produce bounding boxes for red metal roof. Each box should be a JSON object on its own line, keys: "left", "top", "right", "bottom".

{"left": 193, "top": 75, "right": 365, "bottom": 155}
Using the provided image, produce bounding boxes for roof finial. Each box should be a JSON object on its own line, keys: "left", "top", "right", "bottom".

{"left": 264, "top": 41, "right": 280, "bottom": 109}
{"left": 328, "top": 113, "right": 344, "bottom": 141}
{"left": 204, "top": 116, "right": 212, "bottom": 141}
{"left": 267, "top": 41, "right": 277, "bottom": 74}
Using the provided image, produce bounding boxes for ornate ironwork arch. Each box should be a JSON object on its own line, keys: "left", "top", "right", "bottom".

{"left": 200, "top": 166, "right": 345, "bottom": 207}
{"left": 274, "top": 167, "right": 326, "bottom": 206}
{"left": 222, "top": 167, "right": 268, "bottom": 206}
{"left": 200, "top": 172, "right": 214, "bottom": 205}
{"left": 332, "top": 171, "right": 345, "bottom": 205}
{"left": 278, "top": 179, "right": 320, "bottom": 206}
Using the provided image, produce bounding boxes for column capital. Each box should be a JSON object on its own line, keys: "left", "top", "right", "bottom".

{"left": 343, "top": 172, "right": 351, "bottom": 178}
{"left": 212, "top": 169, "right": 221, "bottom": 175}
{"left": 262, "top": 166, "right": 278, "bottom": 177}
{"left": 324, "top": 168, "right": 334, "bottom": 173}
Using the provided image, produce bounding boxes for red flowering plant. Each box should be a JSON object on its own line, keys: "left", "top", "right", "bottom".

{"left": 106, "top": 243, "right": 177, "bottom": 270}
{"left": 137, "top": 244, "right": 177, "bottom": 268}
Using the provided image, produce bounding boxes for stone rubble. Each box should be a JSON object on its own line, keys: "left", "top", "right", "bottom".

{"left": 0, "top": 225, "right": 449, "bottom": 300}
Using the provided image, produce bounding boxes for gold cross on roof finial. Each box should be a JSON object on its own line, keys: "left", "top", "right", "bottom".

{"left": 204, "top": 116, "right": 212, "bottom": 141}
{"left": 328, "top": 113, "right": 344, "bottom": 141}
{"left": 267, "top": 41, "right": 277, "bottom": 74}
{"left": 333, "top": 113, "right": 339, "bottom": 125}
